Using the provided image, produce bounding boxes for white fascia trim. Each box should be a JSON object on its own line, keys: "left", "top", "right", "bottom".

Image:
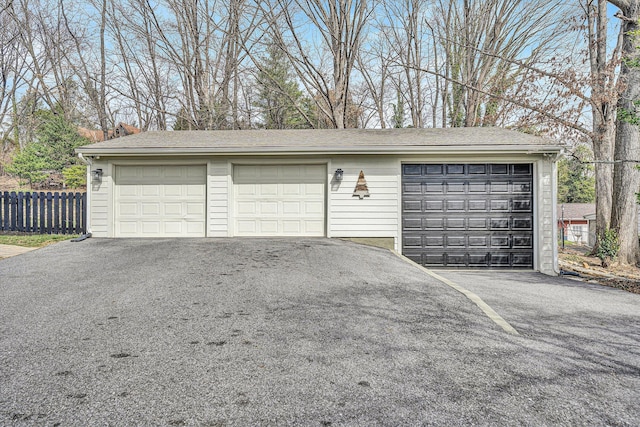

{"left": 76, "top": 145, "right": 564, "bottom": 157}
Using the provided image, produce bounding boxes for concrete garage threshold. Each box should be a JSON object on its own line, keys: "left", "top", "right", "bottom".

{"left": 1, "top": 238, "right": 639, "bottom": 426}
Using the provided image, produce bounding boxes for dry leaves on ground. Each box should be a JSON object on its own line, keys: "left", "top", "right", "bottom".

{"left": 559, "top": 246, "right": 640, "bottom": 294}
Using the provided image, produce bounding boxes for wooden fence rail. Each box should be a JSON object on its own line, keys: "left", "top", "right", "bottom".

{"left": 0, "top": 191, "right": 87, "bottom": 235}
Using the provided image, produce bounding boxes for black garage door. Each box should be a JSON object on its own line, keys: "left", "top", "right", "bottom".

{"left": 402, "top": 163, "right": 534, "bottom": 268}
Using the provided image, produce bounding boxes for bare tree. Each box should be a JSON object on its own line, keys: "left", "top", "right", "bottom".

{"left": 0, "top": 4, "right": 29, "bottom": 149}
{"left": 355, "top": 33, "right": 393, "bottom": 128}
{"left": 380, "top": 0, "right": 429, "bottom": 128}
{"left": 428, "top": 0, "right": 569, "bottom": 127}
{"left": 267, "top": 0, "right": 372, "bottom": 128}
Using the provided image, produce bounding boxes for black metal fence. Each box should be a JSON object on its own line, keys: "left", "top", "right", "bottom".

{"left": 0, "top": 191, "right": 87, "bottom": 234}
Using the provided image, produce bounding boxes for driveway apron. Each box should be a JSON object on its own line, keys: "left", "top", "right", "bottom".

{"left": 1, "top": 239, "right": 639, "bottom": 426}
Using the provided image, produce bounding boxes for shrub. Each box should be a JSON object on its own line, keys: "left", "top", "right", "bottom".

{"left": 5, "top": 143, "right": 50, "bottom": 188}
{"left": 597, "top": 228, "right": 620, "bottom": 268}
{"left": 62, "top": 165, "right": 87, "bottom": 188}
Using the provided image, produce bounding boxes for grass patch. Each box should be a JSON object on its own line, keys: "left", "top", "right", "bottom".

{"left": 0, "top": 233, "right": 79, "bottom": 247}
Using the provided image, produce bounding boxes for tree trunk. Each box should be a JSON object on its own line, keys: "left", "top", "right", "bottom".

{"left": 610, "top": 0, "right": 640, "bottom": 264}
{"left": 589, "top": 0, "right": 617, "bottom": 253}
{"left": 593, "top": 124, "right": 615, "bottom": 246}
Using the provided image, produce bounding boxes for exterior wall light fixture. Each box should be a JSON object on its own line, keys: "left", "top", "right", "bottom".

{"left": 92, "top": 168, "right": 103, "bottom": 181}
{"left": 334, "top": 168, "right": 344, "bottom": 181}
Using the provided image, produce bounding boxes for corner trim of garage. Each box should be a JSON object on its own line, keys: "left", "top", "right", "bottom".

{"left": 392, "top": 251, "right": 520, "bottom": 336}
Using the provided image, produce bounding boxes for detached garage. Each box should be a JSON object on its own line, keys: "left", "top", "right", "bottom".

{"left": 77, "top": 128, "right": 561, "bottom": 275}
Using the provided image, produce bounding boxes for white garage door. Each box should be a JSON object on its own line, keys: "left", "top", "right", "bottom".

{"left": 234, "top": 165, "right": 325, "bottom": 236}
{"left": 115, "top": 165, "right": 206, "bottom": 237}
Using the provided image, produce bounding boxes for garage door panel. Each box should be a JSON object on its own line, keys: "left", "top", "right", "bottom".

{"left": 187, "top": 222, "right": 205, "bottom": 234}
{"left": 426, "top": 236, "right": 444, "bottom": 248}
{"left": 469, "top": 253, "right": 489, "bottom": 266}
{"left": 141, "top": 203, "right": 159, "bottom": 215}
{"left": 402, "top": 163, "right": 533, "bottom": 269}
{"left": 424, "top": 253, "right": 444, "bottom": 266}
{"left": 141, "top": 185, "right": 161, "bottom": 197}
{"left": 237, "top": 201, "right": 256, "bottom": 215}
{"left": 469, "top": 200, "right": 488, "bottom": 211}
{"left": 282, "top": 183, "right": 301, "bottom": 196}
{"left": 403, "top": 182, "right": 422, "bottom": 194}
{"left": 469, "top": 182, "right": 487, "bottom": 192}
{"left": 403, "top": 218, "right": 422, "bottom": 230}
{"left": 260, "top": 166, "right": 279, "bottom": 179}
{"left": 469, "top": 164, "right": 487, "bottom": 174}
{"left": 261, "top": 183, "right": 278, "bottom": 196}
{"left": 469, "top": 236, "right": 489, "bottom": 248}
{"left": 425, "top": 200, "right": 444, "bottom": 211}
{"left": 118, "top": 186, "right": 138, "bottom": 196}
{"left": 119, "top": 221, "right": 137, "bottom": 234}
{"left": 142, "top": 168, "right": 162, "bottom": 179}
{"left": 305, "top": 201, "right": 323, "bottom": 215}
{"left": 187, "top": 185, "right": 205, "bottom": 197}
{"left": 305, "top": 182, "right": 325, "bottom": 195}
{"left": 491, "top": 236, "right": 510, "bottom": 248}
{"left": 446, "top": 218, "right": 465, "bottom": 229}
{"left": 186, "top": 202, "right": 205, "bottom": 216}
{"left": 513, "top": 199, "right": 532, "bottom": 212}
{"left": 236, "top": 220, "right": 256, "bottom": 234}
{"left": 260, "top": 220, "right": 278, "bottom": 233}
{"left": 447, "top": 200, "right": 465, "bottom": 211}
{"left": 163, "top": 203, "right": 182, "bottom": 216}
{"left": 234, "top": 165, "right": 325, "bottom": 237}
{"left": 513, "top": 182, "right": 532, "bottom": 193}
{"left": 469, "top": 218, "right": 488, "bottom": 229}
{"left": 283, "top": 201, "right": 301, "bottom": 215}
{"left": 491, "top": 164, "right": 509, "bottom": 174}
{"left": 512, "top": 253, "right": 533, "bottom": 266}
{"left": 491, "top": 254, "right": 510, "bottom": 266}
{"left": 260, "top": 201, "right": 278, "bottom": 214}
{"left": 115, "top": 165, "right": 206, "bottom": 237}
{"left": 513, "top": 217, "right": 533, "bottom": 230}
{"left": 236, "top": 183, "right": 256, "bottom": 196}
{"left": 513, "top": 235, "right": 533, "bottom": 248}
{"left": 141, "top": 221, "right": 161, "bottom": 234}
{"left": 119, "top": 202, "right": 138, "bottom": 216}
{"left": 283, "top": 221, "right": 301, "bottom": 233}
{"left": 513, "top": 164, "right": 532, "bottom": 175}
{"left": 163, "top": 185, "right": 181, "bottom": 197}
{"left": 305, "top": 220, "right": 324, "bottom": 234}
{"left": 491, "top": 182, "right": 509, "bottom": 193}
{"left": 490, "top": 200, "right": 509, "bottom": 211}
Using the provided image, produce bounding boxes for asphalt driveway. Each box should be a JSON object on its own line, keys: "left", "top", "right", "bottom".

{"left": 1, "top": 239, "right": 639, "bottom": 426}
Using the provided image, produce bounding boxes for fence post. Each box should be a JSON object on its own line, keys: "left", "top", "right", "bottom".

{"left": 46, "top": 192, "right": 53, "bottom": 234}
{"left": 31, "top": 192, "right": 39, "bottom": 233}
{"left": 75, "top": 192, "right": 82, "bottom": 234}
{"left": 38, "top": 192, "right": 45, "bottom": 233}
{"left": 54, "top": 192, "right": 60, "bottom": 234}
{"left": 1, "top": 191, "right": 7, "bottom": 231}
{"left": 18, "top": 192, "right": 25, "bottom": 231}
{"left": 61, "top": 192, "right": 67, "bottom": 235}
{"left": 67, "top": 193, "right": 77, "bottom": 233}
{"left": 25, "top": 193, "right": 31, "bottom": 232}
{"left": 10, "top": 192, "right": 17, "bottom": 232}
{"left": 82, "top": 192, "right": 87, "bottom": 234}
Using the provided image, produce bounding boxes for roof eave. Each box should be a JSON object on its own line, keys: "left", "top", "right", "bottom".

{"left": 76, "top": 144, "right": 564, "bottom": 157}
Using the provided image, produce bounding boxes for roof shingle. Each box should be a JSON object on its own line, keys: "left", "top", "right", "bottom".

{"left": 76, "top": 128, "right": 562, "bottom": 156}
